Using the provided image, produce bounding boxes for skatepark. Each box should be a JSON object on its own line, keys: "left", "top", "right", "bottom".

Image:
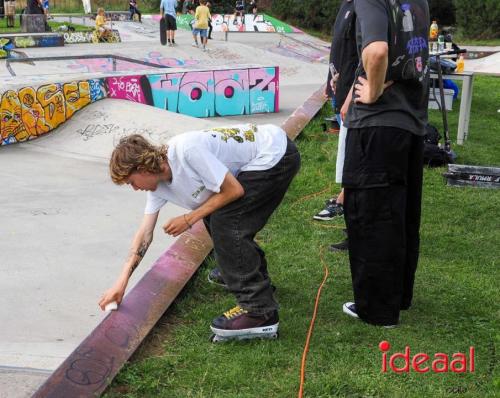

{"left": 1, "top": 10, "right": 499, "bottom": 398}
{"left": 0, "top": 13, "right": 330, "bottom": 397}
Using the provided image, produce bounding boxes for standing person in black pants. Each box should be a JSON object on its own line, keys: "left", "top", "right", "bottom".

{"left": 129, "top": 0, "right": 142, "bottom": 22}
{"left": 341, "top": 0, "right": 430, "bottom": 327}
{"left": 313, "top": 0, "right": 358, "bottom": 254}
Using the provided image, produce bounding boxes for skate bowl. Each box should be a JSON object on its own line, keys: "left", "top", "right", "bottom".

{"left": 0, "top": 64, "right": 280, "bottom": 146}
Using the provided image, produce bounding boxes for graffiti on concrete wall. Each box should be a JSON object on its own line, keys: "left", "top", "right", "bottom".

{"left": 1, "top": 80, "right": 105, "bottom": 145}
{"left": 122, "top": 67, "right": 279, "bottom": 117}
{"left": 1, "top": 67, "right": 279, "bottom": 145}
{"left": 177, "top": 13, "right": 302, "bottom": 33}
{"left": 10, "top": 34, "right": 64, "bottom": 48}
{"left": 63, "top": 30, "right": 121, "bottom": 44}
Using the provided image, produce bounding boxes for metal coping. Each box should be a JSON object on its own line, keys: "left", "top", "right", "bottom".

{"left": 33, "top": 221, "right": 213, "bottom": 397}
{"left": 6, "top": 54, "right": 167, "bottom": 77}
{"left": 31, "top": 86, "right": 326, "bottom": 397}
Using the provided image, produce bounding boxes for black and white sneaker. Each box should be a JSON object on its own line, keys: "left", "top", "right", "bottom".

{"left": 313, "top": 198, "right": 344, "bottom": 221}
{"left": 208, "top": 267, "right": 227, "bottom": 288}
{"left": 342, "top": 302, "right": 359, "bottom": 319}
{"left": 342, "top": 302, "right": 398, "bottom": 328}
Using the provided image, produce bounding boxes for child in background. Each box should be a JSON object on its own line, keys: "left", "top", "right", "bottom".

{"left": 192, "top": 0, "right": 210, "bottom": 51}
{"left": 95, "top": 8, "right": 112, "bottom": 41}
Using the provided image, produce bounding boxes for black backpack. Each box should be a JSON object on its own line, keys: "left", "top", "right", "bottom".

{"left": 385, "top": 0, "right": 429, "bottom": 82}
{"left": 423, "top": 123, "right": 455, "bottom": 167}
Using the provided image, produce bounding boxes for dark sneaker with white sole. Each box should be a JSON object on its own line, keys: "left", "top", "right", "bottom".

{"left": 342, "top": 302, "right": 359, "bottom": 319}
{"left": 329, "top": 238, "right": 348, "bottom": 252}
{"left": 342, "top": 302, "right": 397, "bottom": 328}
{"left": 313, "top": 198, "right": 344, "bottom": 221}
{"left": 208, "top": 268, "right": 276, "bottom": 292}
{"left": 210, "top": 306, "right": 279, "bottom": 341}
{"left": 208, "top": 267, "right": 227, "bottom": 288}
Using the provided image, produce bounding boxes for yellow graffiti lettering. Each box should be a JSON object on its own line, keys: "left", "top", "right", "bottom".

{"left": 19, "top": 87, "right": 50, "bottom": 137}
{"left": 36, "top": 83, "right": 66, "bottom": 130}
{"left": 1, "top": 90, "right": 29, "bottom": 143}
{"left": 63, "top": 81, "right": 91, "bottom": 119}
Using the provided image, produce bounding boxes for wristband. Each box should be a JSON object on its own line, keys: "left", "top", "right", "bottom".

{"left": 183, "top": 214, "right": 192, "bottom": 229}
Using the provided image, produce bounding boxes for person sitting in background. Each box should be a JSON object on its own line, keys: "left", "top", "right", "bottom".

{"left": 95, "top": 7, "right": 112, "bottom": 40}
{"left": 129, "top": 0, "right": 142, "bottom": 22}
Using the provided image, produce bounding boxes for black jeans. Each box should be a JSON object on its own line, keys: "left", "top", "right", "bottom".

{"left": 342, "top": 126, "right": 424, "bottom": 325}
{"left": 204, "top": 138, "right": 301, "bottom": 314}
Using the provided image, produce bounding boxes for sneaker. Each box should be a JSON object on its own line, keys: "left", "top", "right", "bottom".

{"left": 167, "top": 42, "right": 172, "bottom": 47}
{"left": 192, "top": 42, "right": 199, "bottom": 47}
{"left": 342, "top": 302, "right": 397, "bottom": 328}
{"left": 342, "top": 302, "right": 359, "bottom": 319}
{"left": 208, "top": 267, "right": 227, "bottom": 288}
{"left": 313, "top": 198, "right": 344, "bottom": 221}
{"left": 329, "top": 238, "right": 348, "bottom": 252}
{"left": 211, "top": 306, "right": 279, "bottom": 337}
{"left": 208, "top": 267, "right": 277, "bottom": 292}
{"left": 202, "top": 45, "right": 207, "bottom": 52}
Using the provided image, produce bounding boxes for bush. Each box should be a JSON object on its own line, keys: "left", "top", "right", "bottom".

{"left": 454, "top": 0, "right": 500, "bottom": 39}
{"left": 271, "top": 0, "right": 342, "bottom": 35}
{"left": 428, "top": 0, "right": 455, "bottom": 26}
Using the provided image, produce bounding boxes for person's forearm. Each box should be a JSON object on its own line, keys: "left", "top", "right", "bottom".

{"left": 362, "top": 41, "right": 388, "bottom": 99}
{"left": 185, "top": 176, "right": 244, "bottom": 226}
{"left": 117, "top": 229, "right": 153, "bottom": 286}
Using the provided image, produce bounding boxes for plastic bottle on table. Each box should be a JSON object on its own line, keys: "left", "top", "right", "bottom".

{"left": 429, "top": 20, "right": 438, "bottom": 40}
{"left": 456, "top": 55, "right": 465, "bottom": 73}
{"left": 438, "top": 35, "right": 445, "bottom": 52}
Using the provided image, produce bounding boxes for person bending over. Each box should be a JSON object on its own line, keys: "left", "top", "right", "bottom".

{"left": 99, "top": 124, "right": 300, "bottom": 341}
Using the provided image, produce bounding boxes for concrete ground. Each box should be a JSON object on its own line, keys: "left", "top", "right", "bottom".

{"left": 0, "top": 19, "right": 330, "bottom": 397}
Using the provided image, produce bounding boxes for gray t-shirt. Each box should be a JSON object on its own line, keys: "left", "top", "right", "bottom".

{"left": 345, "top": 0, "right": 430, "bottom": 136}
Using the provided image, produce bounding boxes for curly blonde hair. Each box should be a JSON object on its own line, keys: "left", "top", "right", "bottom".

{"left": 109, "top": 134, "right": 167, "bottom": 185}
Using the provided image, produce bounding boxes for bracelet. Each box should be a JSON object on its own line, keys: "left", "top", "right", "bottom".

{"left": 183, "top": 214, "right": 192, "bottom": 229}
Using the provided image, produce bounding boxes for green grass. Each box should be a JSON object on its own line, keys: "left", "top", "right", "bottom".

{"left": 0, "top": 18, "right": 90, "bottom": 33}
{"left": 104, "top": 76, "right": 499, "bottom": 397}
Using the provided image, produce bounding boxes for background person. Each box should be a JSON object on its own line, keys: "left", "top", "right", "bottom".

{"left": 99, "top": 124, "right": 300, "bottom": 340}
{"left": 129, "top": 0, "right": 142, "bottom": 22}
{"left": 193, "top": 0, "right": 210, "bottom": 51}
{"left": 95, "top": 7, "right": 112, "bottom": 41}
{"left": 160, "top": 0, "right": 177, "bottom": 46}
{"left": 314, "top": 0, "right": 358, "bottom": 253}
{"left": 341, "top": 0, "right": 430, "bottom": 327}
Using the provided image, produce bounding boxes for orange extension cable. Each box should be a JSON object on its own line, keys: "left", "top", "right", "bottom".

{"left": 298, "top": 246, "right": 330, "bottom": 398}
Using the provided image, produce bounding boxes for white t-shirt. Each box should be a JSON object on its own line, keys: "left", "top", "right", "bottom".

{"left": 144, "top": 123, "right": 287, "bottom": 214}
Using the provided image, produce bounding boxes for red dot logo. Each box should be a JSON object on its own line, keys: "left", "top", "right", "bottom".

{"left": 379, "top": 341, "right": 391, "bottom": 352}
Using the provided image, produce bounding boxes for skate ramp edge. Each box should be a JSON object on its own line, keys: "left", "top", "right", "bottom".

{"left": 0, "top": 65, "right": 280, "bottom": 146}
{"left": 33, "top": 221, "right": 213, "bottom": 397}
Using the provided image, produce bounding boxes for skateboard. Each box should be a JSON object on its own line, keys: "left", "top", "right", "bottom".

{"left": 160, "top": 17, "right": 167, "bottom": 45}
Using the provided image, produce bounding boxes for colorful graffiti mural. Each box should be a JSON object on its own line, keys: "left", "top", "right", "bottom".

{"left": 4, "top": 34, "right": 65, "bottom": 48}
{"left": 1, "top": 67, "right": 279, "bottom": 146}
{"left": 176, "top": 13, "right": 302, "bottom": 33}
{"left": 1, "top": 80, "right": 104, "bottom": 145}
{"left": 63, "top": 30, "right": 121, "bottom": 44}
